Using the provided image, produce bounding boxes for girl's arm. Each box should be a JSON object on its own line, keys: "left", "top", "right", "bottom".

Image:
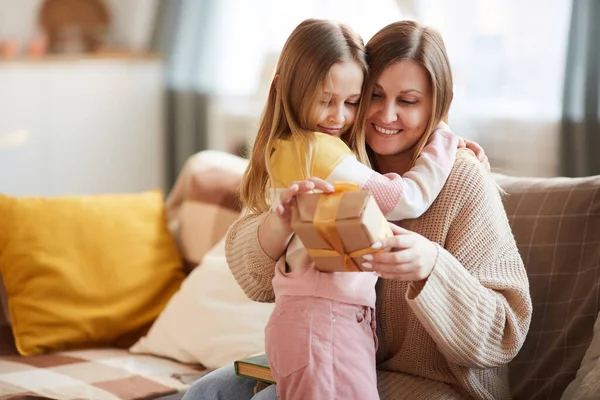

{"left": 225, "top": 213, "right": 277, "bottom": 303}
{"left": 225, "top": 178, "right": 334, "bottom": 302}
{"left": 316, "top": 129, "right": 459, "bottom": 220}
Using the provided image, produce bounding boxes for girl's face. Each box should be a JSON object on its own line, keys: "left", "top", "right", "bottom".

{"left": 316, "top": 61, "right": 363, "bottom": 137}
{"left": 365, "top": 60, "right": 433, "bottom": 156}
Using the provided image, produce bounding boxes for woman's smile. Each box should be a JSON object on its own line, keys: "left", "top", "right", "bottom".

{"left": 372, "top": 123, "right": 402, "bottom": 136}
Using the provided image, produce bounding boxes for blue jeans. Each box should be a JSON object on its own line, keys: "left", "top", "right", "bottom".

{"left": 183, "top": 363, "right": 278, "bottom": 400}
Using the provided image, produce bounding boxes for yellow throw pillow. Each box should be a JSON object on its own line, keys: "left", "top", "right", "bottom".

{"left": 0, "top": 191, "right": 185, "bottom": 356}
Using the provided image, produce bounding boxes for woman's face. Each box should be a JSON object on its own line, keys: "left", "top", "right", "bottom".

{"left": 365, "top": 60, "right": 433, "bottom": 156}
{"left": 315, "top": 61, "right": 363, "bottom": 137}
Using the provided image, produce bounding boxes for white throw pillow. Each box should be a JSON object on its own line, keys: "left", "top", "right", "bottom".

{"left": 130, "top": 237, "right": 274, "bottom": 369}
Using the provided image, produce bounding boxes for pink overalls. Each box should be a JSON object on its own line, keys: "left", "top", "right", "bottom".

{"left": 265, "top": 237, "right": 379, "bottom": 400}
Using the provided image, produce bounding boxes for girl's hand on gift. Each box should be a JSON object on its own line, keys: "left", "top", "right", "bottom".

{"left": 361, "top": 223, "right": 438, "bottom": 281}
{"left": 260, "top": 177, "right": 334, "bottom": 260}
{"left": 272, "top": 177, "right": 334, "bottom": 228}
{"left": 458, "top": 138, "right": 490, "bottom": 171}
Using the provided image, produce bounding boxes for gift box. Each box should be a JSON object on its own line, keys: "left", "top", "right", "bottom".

{"left": 290, "top": 183, "right": 392, "bottom": 272}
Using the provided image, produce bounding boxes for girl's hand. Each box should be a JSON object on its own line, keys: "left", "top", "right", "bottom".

{"left": 362, "top": 223, "right": 438, "bottom": 281}
{"left": 273, "top": 177, "right": 334, "bottom": 226}
{"left": 458, "top": 138, "right": 490, "bottom": 171}
{"left": 259, "top": 177, "right": 334, "bottom": 260}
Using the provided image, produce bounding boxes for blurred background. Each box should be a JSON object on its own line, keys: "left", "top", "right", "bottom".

{"left": 0, "top": 0, "right": 596, "bottom": 196}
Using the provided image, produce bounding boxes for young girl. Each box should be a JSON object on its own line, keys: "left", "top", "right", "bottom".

{"left": 240, "top": 19, "right": 459, "bottom": 399}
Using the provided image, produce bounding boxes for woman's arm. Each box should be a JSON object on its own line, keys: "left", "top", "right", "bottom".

{"left": 225, "top": 212, "right": 277, "bottom": 303}
{"left": 367, "top": 157, "right": 532, "bottom": 368}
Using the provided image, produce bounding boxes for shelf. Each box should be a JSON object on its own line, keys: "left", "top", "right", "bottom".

{"left": 0, "top": 51, "right": 162, "bottom": 65}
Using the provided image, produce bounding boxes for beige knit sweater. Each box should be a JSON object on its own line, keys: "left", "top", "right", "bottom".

{"left": 225, "top": 154, "right": 532, "bottom": 400}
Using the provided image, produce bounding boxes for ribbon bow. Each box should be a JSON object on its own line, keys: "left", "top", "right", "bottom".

{"left": 305, "top": 182, "right": 387, "bottom": 272}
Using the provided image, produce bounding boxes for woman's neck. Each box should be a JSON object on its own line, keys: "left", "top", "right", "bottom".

{"left": 374, "top": 152, "right": 414, "bottom": 175}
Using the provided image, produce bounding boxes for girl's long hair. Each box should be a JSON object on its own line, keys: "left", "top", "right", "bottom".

{"left": 240, "top": 19, "right": 367, "bottom": 213}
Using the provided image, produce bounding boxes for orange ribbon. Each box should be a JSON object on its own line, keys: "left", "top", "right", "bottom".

{"left": 306, "top": 182, "right": 388, "bottom": 272}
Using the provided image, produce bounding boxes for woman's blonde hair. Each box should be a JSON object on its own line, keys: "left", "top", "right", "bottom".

{"left": 240, "top": 19, "right": 367, "bottom": 213}
{"left": 343, "top": 20, "right": 453, "bottom": 169}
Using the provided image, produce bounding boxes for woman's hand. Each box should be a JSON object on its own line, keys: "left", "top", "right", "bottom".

{"left": 258, "top": 177, "right": 334, "bottom": 260}
{"left": 458, "top": 137, "right": 490, "bottom": 171}
{"left": 361, "top": 223, "right": 438, "bottom": 281}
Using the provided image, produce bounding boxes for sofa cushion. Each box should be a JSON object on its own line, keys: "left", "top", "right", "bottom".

{"left": 495, "top": 174, "right": 600, "bottom": 399}
{"left": 0, "top": 191, "right": 185, "bottom": 356}
{"left": 130, "top": 151, "right": 271, "bottom": 370}
{"left": 166, "top": 150, "right": 248, "bottom": 272}
{"left": 129, "top": 236, "right": 274, "bottom": 369}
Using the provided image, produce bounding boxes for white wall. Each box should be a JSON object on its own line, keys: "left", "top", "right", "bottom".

{"left": 0, "top": 58, "right": 166, "bottom": 196}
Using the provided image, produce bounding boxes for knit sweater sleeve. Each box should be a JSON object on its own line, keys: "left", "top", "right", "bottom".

{"left": 224, "top": 212, "right": 276, "bottom": 303}
{"left": 406, "top": 156, "right": 532, "bottom": 368}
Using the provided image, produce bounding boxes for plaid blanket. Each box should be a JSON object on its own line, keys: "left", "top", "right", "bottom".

{"left": 0, "top": 348, "right": 208, "bottom": 399}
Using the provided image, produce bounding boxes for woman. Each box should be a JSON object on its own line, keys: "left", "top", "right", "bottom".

{"left": 185, "top": 20, "right": 530, "bottom": 400}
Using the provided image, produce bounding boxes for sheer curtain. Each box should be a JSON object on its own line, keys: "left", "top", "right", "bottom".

{"left": 153, "top": 0, "right": 220, "bottom": 187}
{"left": 208, "top": 0, "right": 402, "bottom": 98}
{"left": 561, "top": 0, "right": 600, "bottom": 177}
{"left": 200, "top": 0, "right": 403, "bottom": 153}
{"left": 401, "top": 0, "right": 572, "bottom": 177}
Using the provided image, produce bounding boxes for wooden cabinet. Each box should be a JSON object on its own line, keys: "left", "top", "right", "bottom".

{"left": 0, "top": 56, "right": 166, "bottom": 196}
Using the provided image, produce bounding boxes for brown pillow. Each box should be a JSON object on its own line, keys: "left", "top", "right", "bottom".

{"left": 495, "top": 173, "right": 600, "bottom": 399}
{"left": 167, "top": 152, "right": 248, "bottom": 272}
{"left": 187, "top": 167, "right": 243, "bottom": 211}
{"left": 179, "top": 168, "right": 243, "bottom": 272}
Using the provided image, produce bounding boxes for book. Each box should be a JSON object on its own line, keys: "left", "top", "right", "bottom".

{"left": 234, "top": 353, "right": 275, "bottom": 384}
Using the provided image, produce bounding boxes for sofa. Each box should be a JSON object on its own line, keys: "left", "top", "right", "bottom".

{"left": 0, "top": 150, "right": 598, "bottom": 400}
